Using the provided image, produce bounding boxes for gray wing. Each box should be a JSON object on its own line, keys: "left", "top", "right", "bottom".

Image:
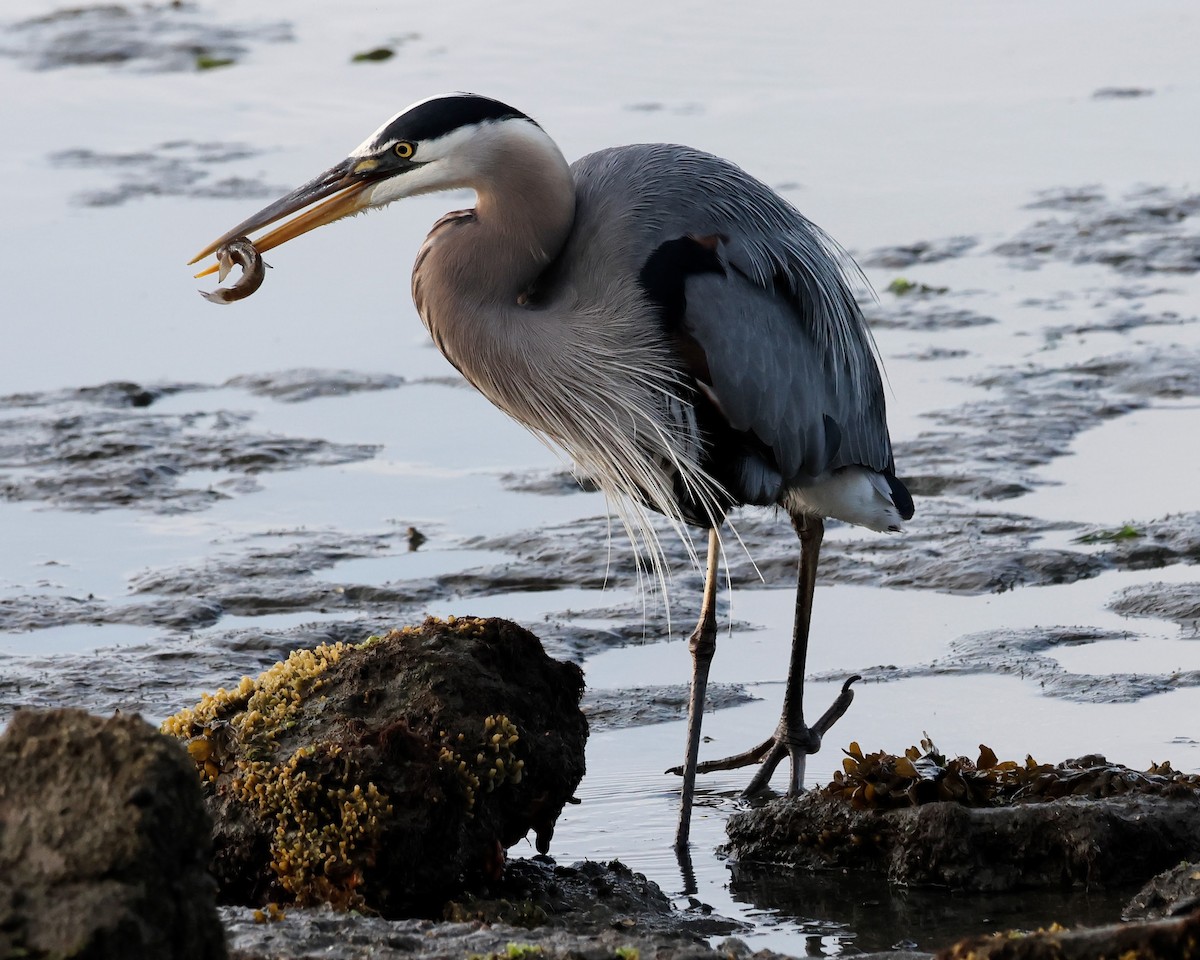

{"left": 567, "top": 144, "right": 895, "bottom": 506}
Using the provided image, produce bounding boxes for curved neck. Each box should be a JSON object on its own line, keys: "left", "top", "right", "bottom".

{"left": 413, "top": 132, "right": 576, "bottom": 337}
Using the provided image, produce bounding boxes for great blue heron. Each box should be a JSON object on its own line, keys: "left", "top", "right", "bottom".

{"left": 191, "top": 93, "right": 913, "bottom": 850}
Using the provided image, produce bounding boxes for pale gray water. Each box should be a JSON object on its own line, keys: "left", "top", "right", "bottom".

{"left": 3, "top": 1, "right": 1200, "bottom": 953}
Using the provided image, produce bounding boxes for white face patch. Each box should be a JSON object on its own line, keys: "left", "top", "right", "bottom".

{"left": 352, "top": 116, "right": 557, "bottom": 207}
{"left": 363, "top": 157, "right": 475, "bottom": 206}
{"left": 403, "top": 123, "right": 486, "bottom": 163}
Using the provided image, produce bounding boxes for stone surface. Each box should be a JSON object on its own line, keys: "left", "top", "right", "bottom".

{"left": 724, "top": 791, "right": 1200, "bottom": 892}
{"left": 1125, "top": 861, "right": 1200, "bottom": 921}
{"left": 0, "top": 708, "right": 226, "bottom": 959}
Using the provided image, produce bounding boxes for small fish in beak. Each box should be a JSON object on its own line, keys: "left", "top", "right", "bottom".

{"left": 198, "top": 237, "right": 268, "bottom": 304}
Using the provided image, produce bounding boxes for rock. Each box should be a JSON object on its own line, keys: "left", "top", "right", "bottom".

{"left": 725, "top": 782, "right": 1200, "bottom": 892}
{"left": 936, "top": 908, "right": 1200, "bottom": 960}
{"left": 218, "top": 858, "right": 750, "bottom": 959}
{"left": 162, "top": 617, "right": 587, "bottom": 916}
{"left": 0, "top": 708, "right": 226, "bottom": 959}
{"left": 222, "top": 908, "right": 766, "bottom": 960}
{"left": 1124, "top": 861, "right": 1200, "bottom": 920}
{"left": 442, "top": 857, "right": 739, "bottom": 937}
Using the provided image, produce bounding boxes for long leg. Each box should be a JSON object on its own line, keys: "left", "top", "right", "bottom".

{"left": 743, "top": 515, "right": 824, "bottom": 793}
{"left": 689, "top": 515, "right": 858, "bottom": 794}
{"left": 672, "top": 526, "right": 721, "bottom": 851}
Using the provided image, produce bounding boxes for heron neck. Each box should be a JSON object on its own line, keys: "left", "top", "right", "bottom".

{"left": 413, "top": 138, "right": 577, "bottom": 378}
{"left": 422, "top": 142, "right": 575, "bottom": 301}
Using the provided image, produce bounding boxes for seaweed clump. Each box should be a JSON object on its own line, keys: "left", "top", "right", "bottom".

{"left": 162, "top": 616, "right": 587, "bottom": 916}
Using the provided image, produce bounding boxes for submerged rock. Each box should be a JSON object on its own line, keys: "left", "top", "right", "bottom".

{"left": 0, "top": 708, "right": 226, "bottom": 959}
{"left": 162, "top": 617, "right": 587, "bottom": 917}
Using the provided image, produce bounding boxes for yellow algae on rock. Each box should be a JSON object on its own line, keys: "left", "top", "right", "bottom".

{"left": 161, "top": 617, "right": 586, "bottom": 916}
{"left": 163, "top": 639, "right": 390, "bottom": 909}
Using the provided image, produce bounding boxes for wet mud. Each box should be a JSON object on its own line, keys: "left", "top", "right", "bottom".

{"left": 226, "top": 370, "right": 409, "bottom": 403}
{"left": 1110, "top": 582, "right": 1200, "bottom": 634}
{"left": 0, "top": 376, "right": 385, "bottom": 514}
{"left": 836, "top": 623, "right": 1200, "bottom": 704}
{"left": 0, "top": 2, "right": 291, "bottom": 72}
{"left": 50, "top": 141, "right": 288, "bottom": 207}
{"left": 864, "top": 302, "right": 998, "bottom": 332}
{"left": 1092, "top": 87, "right": 1155, "bottom": 99}
{"left": 995, "top": 186, "right": 1200, "bottom": 275}
{"left": 581, "top": 683, "right": 756, "bottom": 731}
{"left": 861, "top": 236, "right": 980, "bottom": 268}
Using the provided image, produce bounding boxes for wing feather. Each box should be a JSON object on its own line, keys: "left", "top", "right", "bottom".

{"left": 567, "top": 143, "right": 898, "bottom": 505}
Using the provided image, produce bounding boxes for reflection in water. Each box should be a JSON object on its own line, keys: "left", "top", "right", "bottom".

{"left": 728, "top": 861, "right": 1136, "bottom": 953}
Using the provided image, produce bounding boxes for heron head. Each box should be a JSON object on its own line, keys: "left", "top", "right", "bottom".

{"left": 190, "top": 93, "right": 544, "bottom": 273}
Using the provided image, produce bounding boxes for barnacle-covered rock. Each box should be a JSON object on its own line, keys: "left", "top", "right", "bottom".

{"left": 162, "top": 616, "right": 587, "bottom": 916}
{"left": 724, "top": 739, "right": 1200, "bottom": 892}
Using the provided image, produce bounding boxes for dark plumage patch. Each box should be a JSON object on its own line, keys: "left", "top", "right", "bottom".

{"left": 885, "top": 473, "right": 915, "bottom": 520}
{"left": 373, "top": 94, "right": 536, "bottom": 149}
{"left": 818, "top": 414, "right": 843, "bottom": 477}
{"left": 639, "top": 235, "right": 725, "bottom": 333}
{"left": 639, "top": 235, "right": 780, "bottom": 523}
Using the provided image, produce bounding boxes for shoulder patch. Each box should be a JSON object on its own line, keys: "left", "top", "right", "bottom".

{"left": 638, "top": 235, "right": 726, "bottom": 332}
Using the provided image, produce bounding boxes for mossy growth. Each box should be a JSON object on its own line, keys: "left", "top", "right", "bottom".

{"left": 351, "top": 46, "right": 394, "bottom": 62}
{"left": 887, "top": 276, "right": 948, "bottom": 296}
{"left": 386, "top": 613, "right": 491, "bottom": 640}
{"left": 162, "top": 640, "right": 392, "bottom": 909}
{"left": 195, "top": 53, "right": 234, "bottom": 70}
{"left": 466, "top": 944, "right": 544, "bottom": 960}
{"left": 1073, "top": 523, "right": 1143, "bottom": 544}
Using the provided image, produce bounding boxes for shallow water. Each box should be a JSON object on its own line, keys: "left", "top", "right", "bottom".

{"left": 3, "top": 1, "right": 1200, "bottom": 954}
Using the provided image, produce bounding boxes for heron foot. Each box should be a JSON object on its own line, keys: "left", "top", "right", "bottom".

{"left": 667, "top": 675, "right": 860, "bottom": 796}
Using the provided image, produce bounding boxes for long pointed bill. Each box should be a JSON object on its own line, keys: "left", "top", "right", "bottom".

{"left": 189, "top": 157, "right": 384, "bottom": 278}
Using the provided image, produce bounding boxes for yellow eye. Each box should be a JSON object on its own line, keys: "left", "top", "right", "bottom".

{"left": 393, "top": 141, "right": 415, "bottom": 159}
